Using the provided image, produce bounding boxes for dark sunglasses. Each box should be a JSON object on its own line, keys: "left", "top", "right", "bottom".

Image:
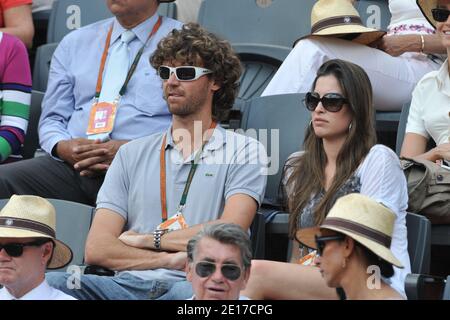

{"left": 195, "top": 261, "right": 242, "bottom": 281}
{"left": 0, "top": 239, "right": 51, "bottom": 257}
{"left": 315, "top": 234, "right": 345, "bottom": 256}
{"left": 432, "top": 8, "right": 450, "bottom": 22}
{"left": 158, "top": 66, "right": 212, "bottom": 81}
{"left": 304, "top": 92, "right": 349, "bottom": 112}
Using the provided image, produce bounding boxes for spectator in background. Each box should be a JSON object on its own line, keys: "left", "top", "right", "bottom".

{"left": 0, "top": 195, "right": 75, "bottom": 300}
{"left": 296, "top": 193, "right": 405, "bottom": 300}
{"left": 186, "top": 223, "right": 252, "bottom": 300}
{"left": 242, "top": 59, "right": 410, "bottom": 299}
{"left": 0, "top": 32, "right": 31, "bottom": 163}
{"left": 175, "top": 0, "right": 203, "bottom": 23}
{"left": 401, "top": 0, "right": 450, "bottom": 164}
{"left": 0, "top": 0, "right": 34, "bottom": 48}
{"left": 263, "top": 0, "right": 446, "bottom": 111}
{"left": 0, "top": 0, "right": 182, "bottom": 206}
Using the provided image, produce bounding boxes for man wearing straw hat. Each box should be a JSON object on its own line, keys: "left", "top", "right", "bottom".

{"left": 0, "top": 195, "right": 75, "bottom": 300}
{"left": 262, "top": 0, "right": 445, "bottom": 111}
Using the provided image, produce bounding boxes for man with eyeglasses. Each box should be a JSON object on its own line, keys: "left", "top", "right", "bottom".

{"left": 186, "top": 223, "right": 251, "bottom": 300}
{"left": 0, "top": 195, "right": 74, "bottom": 300}
{"left": 46, "top": 23, "right": 267, "bottom": 300}
{"left": 0, "top": 0, "right": 182, "bottom": 207}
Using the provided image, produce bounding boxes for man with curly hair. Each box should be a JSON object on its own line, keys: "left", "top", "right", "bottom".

{"left": 46, "top": 23, "right": 268, "bottom": 300}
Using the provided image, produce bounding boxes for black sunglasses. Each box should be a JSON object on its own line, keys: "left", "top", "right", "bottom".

{"left": 432, "top": 8, "right": 450, "bottom": 22}
{"left": 315, "top": 234, "right": 345, "bottom": 256}
{"left": 158, "top": 66, "right": 212, "bottom": 81}
{"left": 195, "top": 261, "right": 242, "bottom": 281}
{"left": 0, "top": 239, "right": 51, "bottom": 257}
{"left": 304, "top": 92, "right": 349, "bottom": 112}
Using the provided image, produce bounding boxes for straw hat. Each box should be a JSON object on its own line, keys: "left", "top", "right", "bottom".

{"left": 417, "top": 0, "right": 439, "bottom": 29}
{"left": 297, "top": 0, "right": 386, "bottom": 46}
{"left": 0, "top": 195, "right": 73, "bottom": 269}
{"left": 295, "top": 193, "right": 403, "bottom": 268}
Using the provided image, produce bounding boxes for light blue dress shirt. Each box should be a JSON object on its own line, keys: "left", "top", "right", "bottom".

{"left": 38, "top": 13, "right": 183, "bottom": 155}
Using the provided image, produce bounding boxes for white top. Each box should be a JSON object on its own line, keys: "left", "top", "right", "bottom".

{"left": 388, "top": 0, "right": 434, "bottom": 33}
{"left": 406, "top": 59, "right": 450, "bottom": 146}
{"left": 0, "top": 280, "right": 76, "bottom": 300}
{"left": 288, "top": 145, "right": 411, "bottom": 296}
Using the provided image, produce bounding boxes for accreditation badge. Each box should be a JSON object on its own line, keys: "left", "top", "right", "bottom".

{"left": 86, "top": 101, "right": 117, "bottom": 136}
{"left": 157, "top": 213, "right": 189, "bottom": 232}
{"left": 297, "top": 250, "right": 317, "bottom": 266}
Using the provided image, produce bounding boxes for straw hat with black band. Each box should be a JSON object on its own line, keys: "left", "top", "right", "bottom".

{"left": 296, "top": 193, "right": 403, "bottom": 268}
{"left": 0, "top": 195, "right": 73, "bottom": 269}
{"left": 417, "top": 0, "right": 439, "bottom": 29}
{"left": 296, "top": 0, "right": 386, "bottom": 46}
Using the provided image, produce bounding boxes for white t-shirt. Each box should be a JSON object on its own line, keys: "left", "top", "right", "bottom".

{"left": 388, "top": 0, "right": 434, "bottom": 33}
{"left": 288, "top": 145, "right": 411, "bottom": 296}
{"left": 406, "top": 59, "right": 450, "bottom": 146}
{"left": 0, "top": 280, "right": 76, "bottom": 300}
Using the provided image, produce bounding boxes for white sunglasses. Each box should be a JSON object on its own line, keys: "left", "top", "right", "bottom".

{"left": 158, "top": 65, "right": 212, "bottom": 81}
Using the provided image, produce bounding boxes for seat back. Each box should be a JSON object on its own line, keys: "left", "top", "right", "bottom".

{"left": 233, "top": 44, "right": 290, "bottom": 100}
{"left": 32, "top": 42, "right": 58, "bottom": 92}
{"left": 240, "top": 93, "right": 311, "bottom": 207}
{"left": 198, "top": 0, "right": 315, "bottom": 47}
{"left": 22, "top": 91, "right": 45, "bottom": 159}
{"left": 405, "top": 273, "right": 446, "bottom": 300}
{"left": 46, "top": 199, "right": 94, "bottom": 271}
{"left": 250, "top": 212, "right": 265, "bottom": 259}
{"left": 356, "top": 0, "right": 392, "bottom": 30}
{"left": 444, "top": 275, "right": 450, "bottom": 300}
{"left": 0, "top": 198, "right": 93, "bottom": 271}
{"left": 406, "top": 212, "right": 431, "bottom": 274}
{"left": 47, "top": 0, "right": 177, "bottom": 43}
{"left": 395, "top": 101, "right": 411, "bottom": 155}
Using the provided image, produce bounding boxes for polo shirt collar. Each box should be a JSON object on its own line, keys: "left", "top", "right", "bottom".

{"left": 164, "top": 123, "right": 227, "bottom": 153}
{"left": 111, "top": 12, "right": 159, "bottom": 46}
{"left": 436, "top": 58, "right": 450, "bottom": 96}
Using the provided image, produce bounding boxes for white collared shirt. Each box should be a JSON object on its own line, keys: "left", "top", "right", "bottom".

{"left": 0, "top": 280, "right": 76, "bottom": 300}
{"left": 406, "top": 59, "right": 450, "bottom": 146}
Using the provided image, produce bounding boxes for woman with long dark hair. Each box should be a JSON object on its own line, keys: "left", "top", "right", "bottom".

{"left": 242, "top": 59, "right": 410, "bottom": 299}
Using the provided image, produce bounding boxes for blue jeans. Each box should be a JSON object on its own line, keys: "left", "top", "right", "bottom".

{"left": 46, "top": 271, "right": 193, "bottom": 300}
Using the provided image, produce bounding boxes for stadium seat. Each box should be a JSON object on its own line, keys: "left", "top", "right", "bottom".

{"left": 0, "top": 198, "right": 94, "bottom": 271}
{"left": 233, "top": 44, "right": 291, "bottom": 100}
{"left": 250, "top": 212, "right": 265, "bottom": 259}
{"left": 444, "top": 275, "right": 450, "bottom": 300}
{"left": 22, "top": 90, "right": 45, "bottom": 159}
{"left": 47, "top": 0, "right": 177, "bottom": 43}
{"left": 32, "top": 42, "right": 58, "bottom": 92}
{"left": 198, "top": 0, "right": 315, "bottom": 48}
{"left": 395, "top": 101, "right": 411, "bottom": 155}
{"left": 405, "top": 273, "right": 446, "bottom": 300}
{"left": 406, "top": 212, "right": 431, "bottom": 274}
{"left": 240, "top": 93, "right": 311, "bottom": 207}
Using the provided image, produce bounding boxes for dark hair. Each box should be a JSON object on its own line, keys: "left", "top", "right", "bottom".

{"left": 285, "top": 59, "right": 377, "bottom": 238}
{"left": 150, "top": 23, "right": 242, "bottom": 122}
{"left": 356, "top": 242, "right": 395, "bottom": 278}
{"left": 187, "top": 223, "right": 252, "bottom": 271}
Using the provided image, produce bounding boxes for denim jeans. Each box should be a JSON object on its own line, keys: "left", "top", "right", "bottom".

{"left": 46, "top": 271, "right": 193, "bottom": 300}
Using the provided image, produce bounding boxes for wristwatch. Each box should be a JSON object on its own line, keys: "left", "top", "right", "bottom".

{"left": 153, "top": 229, "right": 169, "bottom": 250}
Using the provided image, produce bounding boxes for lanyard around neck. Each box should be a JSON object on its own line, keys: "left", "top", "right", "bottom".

{"left": 94, "top": 16, "right": 163, "bottom": 101}
{"left": 159, "top": 121, "right": 218, "bottom": 222}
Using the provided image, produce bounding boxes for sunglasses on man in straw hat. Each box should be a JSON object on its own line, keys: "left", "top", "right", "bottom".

{"left": 0, "top": 195, "right": 73, "bottom": 269}
{"left": 295, "top": 0, "right": 386, "bottom": 46}
{"left": 417, "top": 0, "right": 450, "bottom": 29}
{"left": 295, "top": 193, "right": 403, "bottom": 268}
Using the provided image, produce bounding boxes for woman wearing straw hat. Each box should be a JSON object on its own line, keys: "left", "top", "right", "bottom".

{"left": 0, "top": 195, "right": 75, "bottom": 300}
{"left": 401, "top": 0, "right": 450, "bottom": 165}
{"left": 242, "top": 59, "right": 410, "bottom": 299}
{"left": 296, "top": 193, "right": 404, "bottom": 300}
{"left": 262, "top": 0, "right": 446, "bottom": 111}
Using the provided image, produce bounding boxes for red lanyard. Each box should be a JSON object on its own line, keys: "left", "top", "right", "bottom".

{"left": 94, "top": 16, "right": 163, "bottom": 100}
{"left": 159, "top": 122, "right": 217, "bottom": 222}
